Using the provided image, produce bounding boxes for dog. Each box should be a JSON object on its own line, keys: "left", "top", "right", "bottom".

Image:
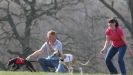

{"left": 53, "top": 51, "right": 90, "bottom": 74}
{"left": 7, "top": 56, "right": 36, "bottom": 72}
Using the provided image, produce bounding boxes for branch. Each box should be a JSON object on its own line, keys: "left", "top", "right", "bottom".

{"left": 24, "top": 0, "right": 36, "bottom": 42}
{"left": 99, "top": 0, "right": 132, "bottom": 30}
{"left": 23, "top": 0, "right": 31, "bottom": 5}
{"left": 128, "top": 0, "right": 133, "bottom": 25}
{"left": 0, "top": 16, "right": 8, "bottom": 21}
{"left": 5, "top": 0, "right": 22, "bottom": 42}
{"left": 13, "top": 0, "right": 29, "bottom": 15}
{"left": 7, "top": 50, "right": 22, "bottom": 56}
{"left": 35, "top": 0, "right": 81, "bottom": 19}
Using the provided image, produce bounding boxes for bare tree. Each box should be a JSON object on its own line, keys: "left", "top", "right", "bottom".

{"left": 0, "top": 0, "right": 83, "bottom": 70}
{"left": 99, "top": 0, "right": 133, "bottom": 39}
{"left": 0, "top": 0, "right": 82, "bottom": 57}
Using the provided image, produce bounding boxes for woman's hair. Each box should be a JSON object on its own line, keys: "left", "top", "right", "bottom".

{"left": 108, "top": 18, "right": 119, "bottom": 27}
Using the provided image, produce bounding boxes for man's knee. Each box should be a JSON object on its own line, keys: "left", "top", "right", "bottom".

{"left": 38, "top": 58, "right": 46, "bottom": 63}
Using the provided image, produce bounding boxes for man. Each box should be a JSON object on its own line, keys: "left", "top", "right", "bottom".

{"left": 26, "top": 30, "right": 65, "bottom": 72}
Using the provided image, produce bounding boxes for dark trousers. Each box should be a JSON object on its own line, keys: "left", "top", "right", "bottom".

{"left": 105, "top": 45, "right": 127, "bottom": 75}
{"left": 38, "top": 57, "right": 66, "bottom": 72}
{"left": 38, "top": 58, "right": 59, "bottom": 72}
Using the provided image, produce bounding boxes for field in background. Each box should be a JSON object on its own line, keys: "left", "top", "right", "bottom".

{"left": 0, "top": 71, "right": 130, "bottom": 75}
{"left": 0, "top": 71, "right": 89, "bottom": 75}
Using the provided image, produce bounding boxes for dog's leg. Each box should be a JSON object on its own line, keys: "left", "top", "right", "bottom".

{"left": 70, "top": 66, "right": 73, "bottom": 74}
{"left": 25, "top": 61, "right": 36, "bottom": 72}
{"left": 26, "top": 65, "right": 33, "bottom": 72}
{"left": 28, "top": 64, "right": 36, "bottom": 72}
{"left": 76, "top": 61, "right": 83, "bottom": 75}
{"left": 67, "top": 66, "right": 70, "bottom": 74}
{"left": 67, "top": 62, "right": 73, "bottom": 75}
{"left": 13, "top": 65, "right": 20, "bottom": 71}
{"left": 7, "top": 58, "right": 16, "bottom": 71}
{"left": 78, "top": 67, "right": 83, "bottom": 75}
{"left": 9, "top": 64, "right": 16, "bottom": 71}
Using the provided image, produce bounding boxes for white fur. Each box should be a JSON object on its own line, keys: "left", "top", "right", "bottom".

{"left": 59, "top": 54, "right": 90, "bottom": 75}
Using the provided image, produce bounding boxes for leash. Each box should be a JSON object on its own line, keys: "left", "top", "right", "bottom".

{"left": 29, "top": 60, "right": 37, "bottom": 62}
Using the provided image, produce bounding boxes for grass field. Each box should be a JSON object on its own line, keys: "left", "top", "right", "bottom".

{"left": 0, "top": 71, "right": 88, "bottom": 75}
{"left": 0, "top": 71, "right": 129, "bottom": 75}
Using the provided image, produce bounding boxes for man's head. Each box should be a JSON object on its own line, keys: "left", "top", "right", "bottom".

{"left": 47, "top": 30, "right": 57, "bottom": 43}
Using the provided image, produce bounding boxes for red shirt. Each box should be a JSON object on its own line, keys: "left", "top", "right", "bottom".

{"left": 105, "top": 27, "right": 125, "bottom": 47}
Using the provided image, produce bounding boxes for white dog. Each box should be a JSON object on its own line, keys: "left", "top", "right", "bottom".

{"left": 54, "top": 51, "right": 90, "bottom": 74}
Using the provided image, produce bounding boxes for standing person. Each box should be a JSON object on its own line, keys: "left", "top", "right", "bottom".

{"left": 100, "top": 18, "right": 128, "bottom": 75}
{"left": 26, "top": 30, "right": 65, "bottom": 72}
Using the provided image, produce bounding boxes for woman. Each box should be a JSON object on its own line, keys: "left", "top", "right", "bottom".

{"left": 100, "top": 18, "right": 128, "bottom": 75}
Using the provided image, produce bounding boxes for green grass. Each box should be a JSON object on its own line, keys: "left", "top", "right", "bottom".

{"left": 0, "top": 71, "right": 87, "bottom": 75}
{"left": 0, "top": 71, "right": 131, "bottom": 75}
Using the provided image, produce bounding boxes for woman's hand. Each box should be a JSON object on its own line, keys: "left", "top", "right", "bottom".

{"left": 100, "top": 36, "right": 109, "bottom": 54}
{"left": 100, "top": 48, "right": 105, "bottom": 54}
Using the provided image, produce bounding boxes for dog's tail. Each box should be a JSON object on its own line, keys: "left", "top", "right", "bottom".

{"left": 78, "top": 55, "right": 95, "bottom": 65}
{"left": 78, "top": 59, "right": 90, "bottom": 65}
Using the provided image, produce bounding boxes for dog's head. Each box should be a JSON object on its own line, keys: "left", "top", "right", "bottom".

{"left": 7, "top": 58, "right": 16, "bottom": 66}
{"left": 53, "top": 50, "right": 62, "bottom": 57}
{"left": 52, "top": 50, "right": 65, "bottom": 61}
{"left": 7, "top": 58, "right": 16, "bottom": 70}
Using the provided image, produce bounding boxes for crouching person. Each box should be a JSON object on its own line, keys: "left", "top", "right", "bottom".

{"left": 26, "top": 30, "right": 65, "bottom": 72}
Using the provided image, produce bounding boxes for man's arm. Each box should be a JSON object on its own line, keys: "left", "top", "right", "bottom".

{"left": 26, "top": 49, "right": 44, "bottom": 60}
{"left": 26, "top": 42, "right": 47, "bottom": 60}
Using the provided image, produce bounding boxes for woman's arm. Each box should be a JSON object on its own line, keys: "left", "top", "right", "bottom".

{"left": 121, "top": 35, "right": 128, "bottom": 46}
{"left": 120, "top": 34, "right": 133, "bottom": 57}
{"left": 100, "top": 35, "right": 110, "bottom": 54}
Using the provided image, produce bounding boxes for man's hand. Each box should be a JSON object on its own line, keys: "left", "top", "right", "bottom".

{"left": 26, "top": 56, "right": 31, "bottom": 60}
{"left": 53, "top": 50, "right": 58, "bottom": 55}
{"left": 47, "top": 39, "right": 50, "bottom": 46}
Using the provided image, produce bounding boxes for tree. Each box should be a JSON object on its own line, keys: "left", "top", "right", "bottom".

{"left": 0, "top": 0, "right": 81, "bottom": 57}
{"left": 99, "top": 0, "right": 133, "bottom": 39}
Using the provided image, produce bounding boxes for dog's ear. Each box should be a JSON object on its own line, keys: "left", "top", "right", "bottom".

{"left": 58, "top": 50, "right": 62, "bottom": 57}
{"left": 8, "top": 57, "right": 16, "bottom": 65}
{"left": 7, "top": 58, "right": 12, "bottom": 65}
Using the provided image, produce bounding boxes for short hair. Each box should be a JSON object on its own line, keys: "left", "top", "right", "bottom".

{"left": 47, "top": 30, "right": 56, "bottom": 37}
